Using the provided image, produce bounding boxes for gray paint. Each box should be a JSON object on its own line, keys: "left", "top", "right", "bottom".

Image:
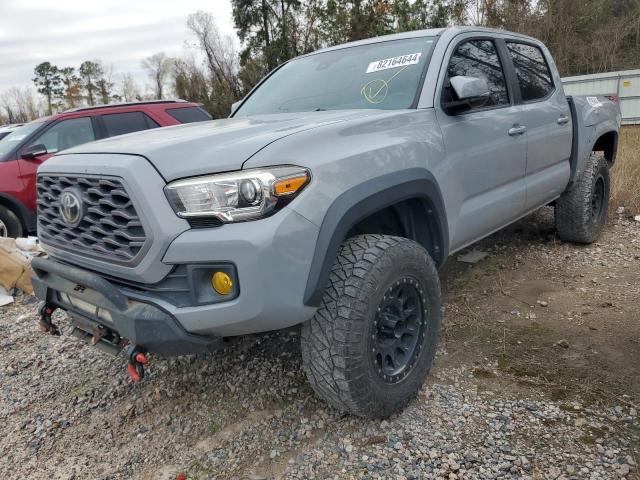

{"left": 58, "top": 110, "right": 404, "bottom": 182}
{"left": 34, "top": 27, "right": 620, "bottom": 347}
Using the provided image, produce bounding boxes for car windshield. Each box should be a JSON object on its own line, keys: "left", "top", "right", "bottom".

{"left": 0, "top": 121, "right": 45, "bottom": 160}
{"left": 235, "top": 37, "right": 435, "bottom": 116}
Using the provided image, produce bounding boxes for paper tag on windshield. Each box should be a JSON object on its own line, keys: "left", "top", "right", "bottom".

{"left": 366, "top": 53, "right": 422, "bottom": 74}
{"left": 586, "top": 96, "right": 602, "bottom": 108}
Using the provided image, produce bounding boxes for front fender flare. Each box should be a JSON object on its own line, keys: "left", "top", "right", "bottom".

{"left": 303, "top": 168, "right": 448, "bottom": 306}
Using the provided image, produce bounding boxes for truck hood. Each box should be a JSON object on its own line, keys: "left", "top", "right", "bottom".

{"left": 60, "top": 110, "right": 394, "bottom": 181}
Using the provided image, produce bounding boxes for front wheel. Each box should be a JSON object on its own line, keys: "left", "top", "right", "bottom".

{"left": 301, "top": 234, "right": 441, "bottom": 418}
{"left": 555, "top": 153, "right": 610, "bottom": 244}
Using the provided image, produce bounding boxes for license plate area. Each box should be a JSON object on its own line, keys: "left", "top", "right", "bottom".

{"left": 57, "top": 290, "right": 114, "bottom": 323}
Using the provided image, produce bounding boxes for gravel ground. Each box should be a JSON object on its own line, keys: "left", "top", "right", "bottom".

{"left": 0, "top": 211, "right": 638, "bottom": 479}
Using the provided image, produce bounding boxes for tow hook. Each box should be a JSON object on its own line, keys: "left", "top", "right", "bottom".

{"left": 126, "top": 346, "right": 148, "bottom": 383}
{"left": 37, "top": 303, "right": 60, "bottom": 336}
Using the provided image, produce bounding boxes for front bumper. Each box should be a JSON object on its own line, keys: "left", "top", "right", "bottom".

{"left": 31, "top": 257, "right": 220, "bottom": 356}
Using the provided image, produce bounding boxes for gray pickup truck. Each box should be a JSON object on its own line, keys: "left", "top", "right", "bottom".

{"left": 32, "top": 27, "right": 620, "bottom": 418}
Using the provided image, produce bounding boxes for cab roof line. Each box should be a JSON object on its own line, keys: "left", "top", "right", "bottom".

{"left": 63, "top": 99, "right": 189, "bottom": 114}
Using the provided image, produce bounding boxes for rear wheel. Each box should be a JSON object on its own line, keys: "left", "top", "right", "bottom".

{"left": 0, "top": 205, "right": 23, "bottom": 238}
{"left": 301, "top": 234, "right": 441, "bottom": 418}
{"left": 555, "top": 153, "right": 610, "bottom": 244}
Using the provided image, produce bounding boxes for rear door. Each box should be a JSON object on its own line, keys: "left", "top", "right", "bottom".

{"left": 504, "top": 40, "right": 572, "bottom": 210}
{"left": 435, "top": 36, "right": 528, "bottom": 251}
{"left": 96, "top": 111, "right": 160, "bottom": 139}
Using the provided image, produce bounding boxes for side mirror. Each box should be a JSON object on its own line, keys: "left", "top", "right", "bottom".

{"left": 442, "top": 76, "right": 491, "bottom": 114}
{"left": 230, "top": 100, "right": 242, "bottom": 116}
{"left": 450, "top": 76, "right": 490, "bottom": 100}
{"left": 20, "top": 143, "right": 48, "bottom": 160}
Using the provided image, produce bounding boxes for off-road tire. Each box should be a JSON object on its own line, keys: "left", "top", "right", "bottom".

{"left": 301, "top": 234, "right": 441, "bottom": 418}
{"left": 0, "top": 205, "right": 23, "bottom": 238}
{"left": 555, "top": 153, "right": 610, "bottom": 244}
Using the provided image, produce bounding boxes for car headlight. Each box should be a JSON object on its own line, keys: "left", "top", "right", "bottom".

{"left": 164, "top": 166, "right": 310, "bottom": 223}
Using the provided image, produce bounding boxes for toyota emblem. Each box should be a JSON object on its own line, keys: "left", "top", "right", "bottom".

{"left": 58, "top": 189, "right": 83, "bottom": 227}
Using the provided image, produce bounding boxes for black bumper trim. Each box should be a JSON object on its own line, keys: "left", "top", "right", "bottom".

{"left": 31, "top": 257, "right": 221, "bottom": 357}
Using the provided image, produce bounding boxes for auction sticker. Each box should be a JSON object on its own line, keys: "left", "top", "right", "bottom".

{"left": 586, "top": 96, "right": 602, "bottom": 108}
{"left": 366, "top": 53, "right": 422, "bottom": 74}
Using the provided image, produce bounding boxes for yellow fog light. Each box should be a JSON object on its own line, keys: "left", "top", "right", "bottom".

{"left": 211, "top": 271, "right": 233, "bottom": 295}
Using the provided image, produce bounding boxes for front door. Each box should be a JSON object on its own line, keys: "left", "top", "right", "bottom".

{"left": 17, "top": 116, "right": 96, "bottom": 211}
{"left": 435, "top": 37, "right": 528, "bottom": 252}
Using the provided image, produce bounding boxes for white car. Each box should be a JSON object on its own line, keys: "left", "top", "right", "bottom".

{"left": 0, "top": 123, "right": 25, "bottom": 141}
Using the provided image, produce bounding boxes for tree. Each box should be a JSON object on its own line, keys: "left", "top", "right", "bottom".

{"left": 142, "top": 52, "right": 173, "bottom": 99}
{"left": 232, "top": 0, "right": 322, "bottom": 72}
{"left": 187, "top": 11, "right": 242, "bottom": 115}
{"left": 120, "top": 73, "right": 142, "bottom": 102}
{"left": 33, "top": 62, "right": 62, "bottom": 115}
{"left": 1, "top": 87, "right": 42, "bottom": 123}
{"left": 59, "top": 67, "right": 83, "bottom": 109}
{"left": 79, "top": 60, "right": 103, "bottom": 105}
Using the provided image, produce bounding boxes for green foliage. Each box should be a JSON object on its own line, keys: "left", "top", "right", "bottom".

{"left": 59, "top": 67, "right": 82, "bottom": 109}
{"left": 33, "top": 62, "right": 62, "bottom": 114}
{"left": 232, "top": 0, "right": 305, "bottom": 71}
{"left": 79, "top": 60, "right": 103, "bottom": 105}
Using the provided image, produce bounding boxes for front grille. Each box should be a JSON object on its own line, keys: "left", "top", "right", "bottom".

{"left": 37, "top": 175, "right": 148, "bottom": 263}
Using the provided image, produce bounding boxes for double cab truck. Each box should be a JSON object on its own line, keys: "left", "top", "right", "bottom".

{"left": 31, "top": 27, "right": 620, "bottom": 418}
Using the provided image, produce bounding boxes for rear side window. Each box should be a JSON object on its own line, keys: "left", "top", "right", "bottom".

{"left": 506, "top": 42, "right": 554, "bottom": 102}
{"left": 102, "top": 112, "right": 159, "bottom": 137}
{"left": 445, "top": 40, "right": 510, "bottom": 108}
{"left": 166, "top": 107, "right": 212, "bottom": 123}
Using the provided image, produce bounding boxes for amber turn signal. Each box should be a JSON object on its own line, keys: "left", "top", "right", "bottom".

{"left": 273, "top": 174, "right": 308, "bottom": 196}
{"left": 211, "top": 271, "right": 233, "bottom": 295}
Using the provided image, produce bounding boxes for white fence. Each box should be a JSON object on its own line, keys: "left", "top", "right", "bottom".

{"left": 562, "top": 69, "right": 640, "bottom": 125}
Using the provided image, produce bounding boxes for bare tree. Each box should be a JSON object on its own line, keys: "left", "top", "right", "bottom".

{"left": 142, "top": 52, "right": 173, "bottom": 99}
{"left": 120, "top": 73, "right": 142, "bottom": 102}
{"left": 187, "top": 11, "right": 242, "bottom": 99}
{"left": 0, "top": 87, "right": 42, "bottom": 123}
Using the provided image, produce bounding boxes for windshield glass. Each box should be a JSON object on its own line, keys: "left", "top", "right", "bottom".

{"left": 0, "top": 121, "right": 45, "bottom": 160}
{"left": 235, "top": 37, "right": 434, "bottom": 116}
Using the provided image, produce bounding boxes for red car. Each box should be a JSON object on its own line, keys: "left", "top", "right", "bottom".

{"left": 0, "top": 100, "right": 211, "bottom": 237}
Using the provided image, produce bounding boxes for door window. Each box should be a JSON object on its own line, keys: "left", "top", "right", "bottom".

{"left": 166, "top": 106, "right": 212, "bottom": 123}
{"left": 102, "top": 111, "right": 159, "bottom": 137}
{"left": 27, "top": 117, "right": 95, "bottom": 154}
{"left": 444, "top": 40, "right": 510, "bottom": 108}
{"left": 506, "top": 42, "right": 554, "bottom": 101}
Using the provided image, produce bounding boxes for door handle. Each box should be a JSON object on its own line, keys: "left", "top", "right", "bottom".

{"left": 508, "top": 125, "right": 527, "bottom": 136}
{"left": 557, "top": 115, "right": 570, "bottom": 125}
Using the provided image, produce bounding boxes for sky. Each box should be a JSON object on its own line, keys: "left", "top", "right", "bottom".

{"left": 0, "top": 0, "right": 237, "bottom": 95}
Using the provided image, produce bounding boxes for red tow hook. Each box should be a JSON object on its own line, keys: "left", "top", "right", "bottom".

{"left": 126, "top": 347, "right": 148, "bottom": 383}
{"left": 37, "top": 303, "right": 60, "bottom": 336}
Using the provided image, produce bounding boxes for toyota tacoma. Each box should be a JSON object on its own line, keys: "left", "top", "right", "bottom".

{"left": 32, "top": 27, "right": 621, "bottom": 418}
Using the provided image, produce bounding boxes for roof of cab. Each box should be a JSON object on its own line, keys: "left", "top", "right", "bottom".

{"left": 308, "top": 26, "right": 540, "bottom": 56}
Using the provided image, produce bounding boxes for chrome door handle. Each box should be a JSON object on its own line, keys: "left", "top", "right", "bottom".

{"left": 508, "top": 125, "right": 527, "bottom": 136}
{"left": 557, "top": 115, "right": 570, "bottom": 125}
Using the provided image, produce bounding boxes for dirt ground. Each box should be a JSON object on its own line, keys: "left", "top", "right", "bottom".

{"left": 440, "top": 208, "right": 640, "bottom": 405}
{"left": 0, "top": 209, "right": 638, "bottom": 479}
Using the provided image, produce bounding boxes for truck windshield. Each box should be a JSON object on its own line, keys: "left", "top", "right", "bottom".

{"left": 0, "top": 121, "right": 45, "bottom": 161}
{"left": 235, "top": 37, "right": 435, "bottom": 116}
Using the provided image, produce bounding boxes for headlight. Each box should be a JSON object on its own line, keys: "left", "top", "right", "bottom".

{"left": 164, "top": 166, "right": 310, "bottom": 223}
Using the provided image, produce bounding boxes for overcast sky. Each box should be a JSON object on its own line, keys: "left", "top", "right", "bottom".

{"left": 0, "top": 0, "right": 237, "bottom": 94}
